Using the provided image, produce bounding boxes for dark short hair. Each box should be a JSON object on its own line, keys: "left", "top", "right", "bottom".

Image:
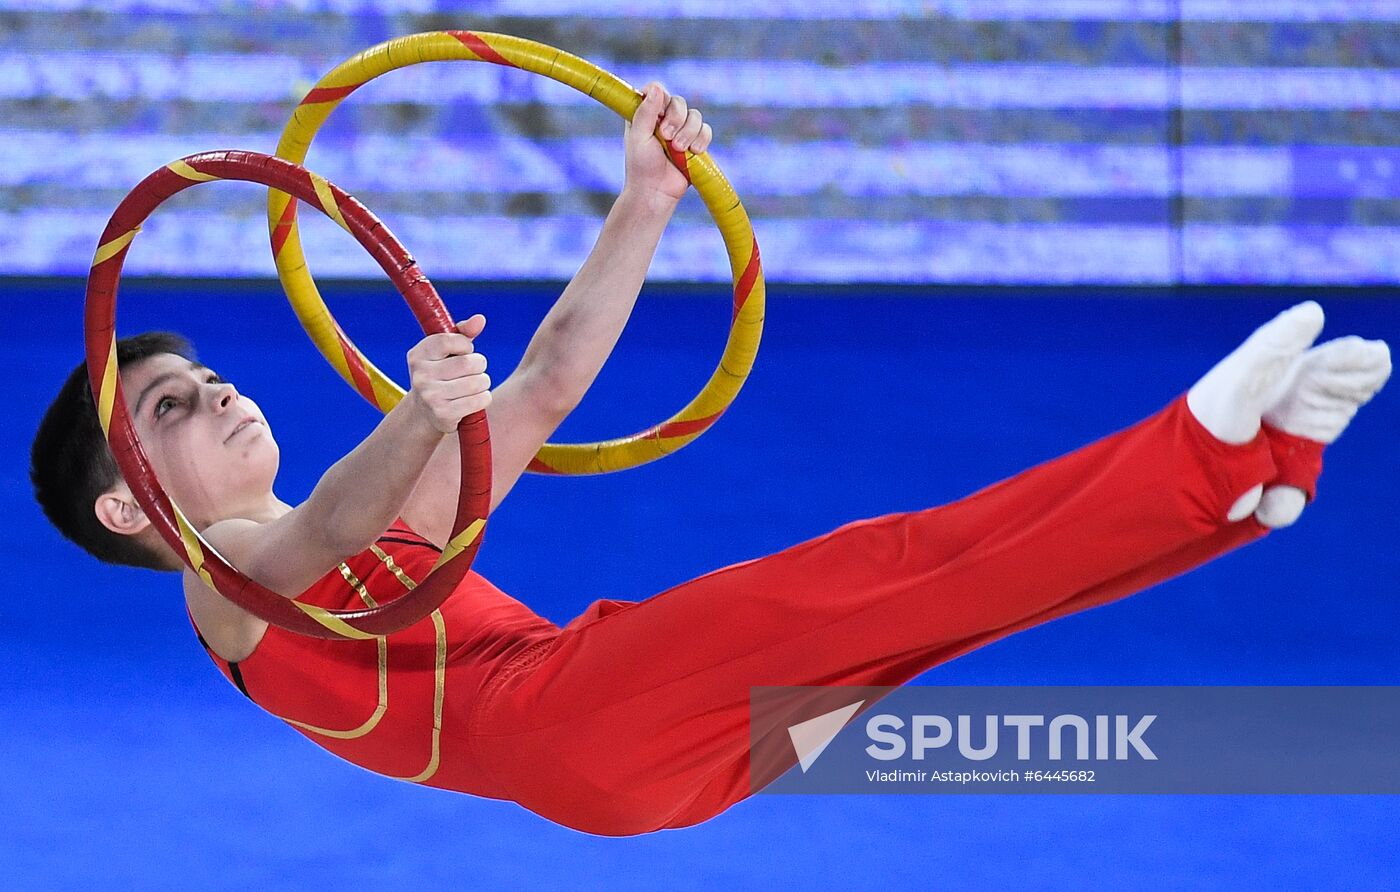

{"left": 31, "top": 332, "right": 196, "bottom": 571}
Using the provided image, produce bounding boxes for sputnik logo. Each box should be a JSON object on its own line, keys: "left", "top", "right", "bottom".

{"left": 787, "top": 699, "right": 865, "bottom": 772}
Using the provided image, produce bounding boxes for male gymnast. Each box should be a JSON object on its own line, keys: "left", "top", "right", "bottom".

{"left": 32, "top": 84, "right": 1392, "bottom": 836}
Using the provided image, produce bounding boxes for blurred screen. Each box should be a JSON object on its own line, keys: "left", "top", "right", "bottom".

{"left": 0, "top": 0, "right": 1395, "bottom": 284}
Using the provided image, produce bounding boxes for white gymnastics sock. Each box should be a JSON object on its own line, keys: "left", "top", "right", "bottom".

{"left": 1185, "top": 302, "right": 1326, "bottom": 521}
{"left": 1186, "top": 301, "right": 1326, "bottom": 446}
{"left": 1253, "top": 336, "right": 1393, "bottom": 529}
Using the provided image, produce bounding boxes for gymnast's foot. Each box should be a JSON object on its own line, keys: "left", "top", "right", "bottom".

{"left": 1251, "top": 336, "right": 1393, "bottom": 529}
{"left": 1185, "top": 301, "right": 1325, "bottom": 521}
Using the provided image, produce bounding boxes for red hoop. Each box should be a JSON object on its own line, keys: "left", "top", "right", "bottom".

{"left": 84, "top": 150, "right": 490, "bottom": 640}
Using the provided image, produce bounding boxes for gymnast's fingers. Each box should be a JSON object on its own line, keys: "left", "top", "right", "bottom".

{"left": 414, "top": 331, "right": 478, "bottom": 362}
{"left": 437, "top": 373, "right": 493, "bottom": 403}
{"left": 694, "top": 122, "right": 714, "bottom": 154}
{"left": 629, "top": 82, "right": 667, "bottom": 139}
{"left": 659, "top": 93, "right": 688, "bottom": 140}
{"left": 457, "top": 313, "right": 486, "bottom": 339}
{"left": 671, "top": 108, "right": 705, "bottom": 153}
{"left": 444, "top": 390, "right": 493, "bottom": 418}
{"left": 432, "top": 352, "right": 488, "bottom": 381}
{"left": 435, "top": 370, "right": 491, "bottom": 397}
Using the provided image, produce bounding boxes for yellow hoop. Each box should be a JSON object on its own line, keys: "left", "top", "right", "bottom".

{"left": 270, "top": 31, "right": 764, "bottom": 474}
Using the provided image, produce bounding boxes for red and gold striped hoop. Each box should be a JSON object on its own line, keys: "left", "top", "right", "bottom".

{"left": 85, "top": 150, "right": 490, "bottom": 640}
{"left": 271, "top": 31, "right": 764, "bottom": 475}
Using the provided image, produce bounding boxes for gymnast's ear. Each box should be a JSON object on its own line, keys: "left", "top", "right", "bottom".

{"left": 94, "top": 481, "right": 151, "bottom": 538}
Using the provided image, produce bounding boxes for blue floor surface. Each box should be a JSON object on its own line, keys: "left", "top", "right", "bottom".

{"left": 5, "top": 280, "right": 1397, "bottom": 888}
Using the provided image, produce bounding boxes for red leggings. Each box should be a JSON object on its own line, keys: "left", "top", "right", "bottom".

{"left": 466, "top": 392, "right": 1324, "bottom": 836}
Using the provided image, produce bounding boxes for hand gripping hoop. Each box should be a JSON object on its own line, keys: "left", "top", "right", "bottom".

{"left": 85, "top": 150, "right": 489, "bottom": 640}
{"left": 271, "top": 31, "right": 765, "bottom": 474}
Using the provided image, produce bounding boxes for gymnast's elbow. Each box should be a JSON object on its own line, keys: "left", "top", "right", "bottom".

{"left": 516, "top": 364, "right": 584, "bottom": 422}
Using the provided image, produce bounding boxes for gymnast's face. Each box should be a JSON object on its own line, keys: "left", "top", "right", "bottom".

{"left": 119, "top": 352, "right": 279, "bottom": 527}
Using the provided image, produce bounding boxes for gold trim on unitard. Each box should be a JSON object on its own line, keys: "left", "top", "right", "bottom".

{"left": 277, "top": 563, "right": 388, "bottom": 739}
{"left": 268, "top": 544, "right": 445, "bottom": 783}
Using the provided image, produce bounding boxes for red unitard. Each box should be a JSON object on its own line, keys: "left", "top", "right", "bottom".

{"left": 187, "top": 392, "right": 1326, "bottom": 836}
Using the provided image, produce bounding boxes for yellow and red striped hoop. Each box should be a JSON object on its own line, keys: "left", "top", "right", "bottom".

{"left": 86, "top": 150, "right": 491, "bottom": 640}
{"left": 271, "top": 31, "right": 764, "bottom": 474}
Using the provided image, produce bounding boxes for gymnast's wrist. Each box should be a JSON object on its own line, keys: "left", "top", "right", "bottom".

{"left": 616, "top": 184, "right": 680, "bottom": 219}
{"left": 398, "top": 389, "right": 455, "bottom": 440}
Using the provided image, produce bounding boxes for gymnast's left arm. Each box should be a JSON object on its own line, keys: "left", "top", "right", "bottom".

{"left": 400, "top": 81, "right": 713, "bottom": 546}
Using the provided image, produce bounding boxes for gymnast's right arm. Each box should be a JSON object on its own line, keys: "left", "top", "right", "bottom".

{"left": 200, "top": 320, "right": 491, "bottom": 598}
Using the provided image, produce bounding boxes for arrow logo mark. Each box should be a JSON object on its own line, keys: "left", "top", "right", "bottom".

{"left": 787, "top": 699, "right": 865, "bottom": 773}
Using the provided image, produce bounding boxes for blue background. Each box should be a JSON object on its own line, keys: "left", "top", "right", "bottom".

{"left": 0, "top": 0, "right": 1398, "bottom": 283}
{"left": 5, "top": 0, "right": 1400, "bottom": 887}
{"left": 7, "top": 280, "right": 1398, "bottom": 887}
